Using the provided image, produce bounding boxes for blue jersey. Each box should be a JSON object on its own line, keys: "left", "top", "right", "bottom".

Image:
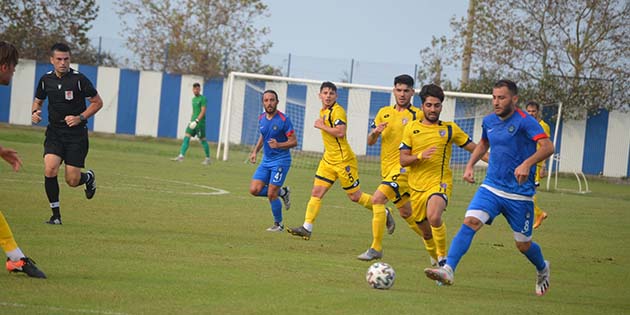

{"left": 259, "top": 111, "right": 294, "bottom": 163}
{"left": 482, "top": 108, "right": 548, "bottom": 196}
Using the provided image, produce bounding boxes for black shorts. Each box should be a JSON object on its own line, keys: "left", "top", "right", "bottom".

{"left": 44, "top": 125, "right": 89, "bottom": 168}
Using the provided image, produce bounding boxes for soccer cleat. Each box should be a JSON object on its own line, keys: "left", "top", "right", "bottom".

{"left": 84, "top": 169, "right": 96, "bottom": 199}
{"left": 171, "top": 155, "right": 184, "bottom": 162}
{"left": 201, "top": 157, "right": 211, "bottom": 165}
{"left": 45, "top": 216, "right": 62, "bottom": 225}
{"left": 424, "top": 265, "right": 454, "bottom": 285}
{"left": 279, "top": 187, "right": 291, "bottom": 210}
{"left": 287, "top": 225, "right": 311, "bottom": 240}
{"left": 357, "top": 248, "right": 383, "bottom": 261}
{"left": 385, "top": 207, "right": 396, "bottom": 235}
{"left": 6, "top": 257, "right": 47, "bottom": 279}
{"left": 533, "top": 212, "right": 548, "bottom": 229}
{"left": 429, "top": 257, "right": 447, "bottom": 285}
{"left": 266, "top": 224, "right": 284, "bottom": 232}
{"left": 536, "top": 260, "right": 550, "bottom": 296}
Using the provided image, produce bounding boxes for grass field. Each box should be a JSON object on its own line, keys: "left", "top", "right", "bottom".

{"left": 0, "top": 124, "right": 628, "bottom": 315}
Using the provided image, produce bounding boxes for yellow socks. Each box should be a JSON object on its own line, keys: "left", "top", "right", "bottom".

{"left": 370, "top": 204, "right": 386, "bottom": 251}
{"left": 357, "top": 192, "right": 373, "bottom": 211}
{"left": 0, "top": 211, "right": 18, "bottom": 254}
{"left": 431, "top": 222, "right": 448, "bottom": 258}
{"left": 304, "top": 196, "right": 322, "bottom": 225}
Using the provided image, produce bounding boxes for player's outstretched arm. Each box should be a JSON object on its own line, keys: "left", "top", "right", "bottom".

{"left": 367, "top": 122, "right": 387, "bottom": 145}
{"left": 0, "top": 145, "right": 22, "bottom": 172}
{"left": 463, "top": 138, "right": 489, "bottom": 183}
{"left": 314, "top": 118, "right": 346, "bottom": 138}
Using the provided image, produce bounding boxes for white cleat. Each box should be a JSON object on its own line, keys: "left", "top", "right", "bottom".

{"left": 201, "top": 157, "right": 211, "bottom": 165}
{"left": 171, "top": 155, "right": 184, "bottom": 162}
{"left": 424, "top": 265, "right": 454, "bottom": 285}
{"left": 536, "top": 260, "right": 550, "bottom": 296}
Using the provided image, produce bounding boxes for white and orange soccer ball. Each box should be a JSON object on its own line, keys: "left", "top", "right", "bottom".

{"left": 366, "top": 262, "right": 395, "bottom": 290}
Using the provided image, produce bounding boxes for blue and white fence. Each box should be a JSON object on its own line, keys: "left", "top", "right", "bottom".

{"left": 0, "top": 60, "right": 628, "bottom": 178}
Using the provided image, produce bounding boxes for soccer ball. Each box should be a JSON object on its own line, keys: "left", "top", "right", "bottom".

{"left": 366, "top": 262, "right": 395, "bottom": 290}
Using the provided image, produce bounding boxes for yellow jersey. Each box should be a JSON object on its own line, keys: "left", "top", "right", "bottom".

{"left": 373, "top": 104, "right": 422, "bottom": 178}
{"left": 320, "top": 103, "right": 356, "bottom": 164}
{"left": 400, "top": 120, "right": 472, "bottom": 191}
{"left": 537, "top": 119, "right": 551, "bottom": 169}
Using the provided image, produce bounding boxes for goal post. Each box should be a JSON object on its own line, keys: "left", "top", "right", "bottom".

{"left": 217, "top": 72, "right": 494, "bottom": 184}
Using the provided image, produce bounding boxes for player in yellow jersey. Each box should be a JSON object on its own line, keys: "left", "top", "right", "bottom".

{"left": 525, "top": 101, "right": 551, "bottom": 229}
{"left": 400, "top": 84, "right": 484, "bottom": 267}
{"left": 288, "top": 81, "right": 382, "bottom": 241}
{"left": 358, "top": 74, "right": 433, "bottom": 261}
{"left": 0, "top": 41, "right": 46, "bottom": 278}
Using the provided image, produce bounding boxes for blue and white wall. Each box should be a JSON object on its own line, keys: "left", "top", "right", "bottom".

{"left": 1, "top": 60, "right": 628, "bottom": 178}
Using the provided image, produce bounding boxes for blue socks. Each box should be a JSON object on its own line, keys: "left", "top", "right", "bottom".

{"left": 446, "top": 224, "right": 477, "bottom": 271}
{"left": 256, "top": 185, "right": 269, "bottom": 197}
{"left": 523, "top": 241, "right": 546, "bottom": 271}
{"left": 270, "top": 199, "right": 282, "bottom": 223}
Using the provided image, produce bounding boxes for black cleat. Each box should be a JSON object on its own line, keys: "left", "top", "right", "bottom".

{"left": 45, "top": 216, "right": 62, "bottom": 225}
{"left": 85, "top": 169, "right": 96, "bottom": 199}
{"left": 6, "top": 257, "right": 47, "bottom": 279}
{"left": 287, "top": 226, "right": 311, "bottom": 240}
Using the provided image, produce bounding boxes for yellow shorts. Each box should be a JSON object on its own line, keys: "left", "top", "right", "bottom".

{"left": 409, "top": 184, "right": 450, "bottom": 222}
{"left": 314, "top": 158, "right": 361, "bottom": 194}
{"left": 376, "top": 168, "right": 410, "bottom": 207}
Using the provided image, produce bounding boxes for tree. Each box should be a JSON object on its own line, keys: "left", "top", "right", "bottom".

{"left": 116, "top": 0, "right": 281, "bottom": 77}
{"left": 417, "top": 36, "right": 457, "bottom": 87}
{"left": 0, "top": 0, "right": 115, "bottom": 66}
{"left": 449, "top": 0, "right": 629, "bottom": 119}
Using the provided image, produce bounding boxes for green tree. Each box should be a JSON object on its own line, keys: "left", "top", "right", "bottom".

{"left": 0, "top": 0, "right": 115, "bottom": 65}
{"left": 116, "top": 0, "right": 280, "bottom": 77}
{"left": 448, "top": 0, "right": 629, "bottom": 119}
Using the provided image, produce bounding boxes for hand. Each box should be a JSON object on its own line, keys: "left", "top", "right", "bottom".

{"left": 65, "top": 115, "right": 81, "bottom": 127}
{"left": 418, "top": 146, "right": 437, "bottom": 160}
{"left": 514, "top": 163, "right": 530, "bottom": 184}
{"left": 32, "top": 110, "right": 42, "bottom": 124}
{"left": 0, "top": 147, "right": 22, "bottom": 172}
{"left": 188, "top": 120, "right": 198, "bottom": 129}
{"left": 373, "top": 122, "right": 388, "bottom": 135}
{"left": 463, "top": 166, "right": 475, "bottom": 183}
{"left": 248, "top": 151, "right": 257, "bottom": 164}
{"left": 314, "top": 118, "right": 325, "bottom": 129}
{"left": 267, "top": 138, "right": 279, "bottom": 149}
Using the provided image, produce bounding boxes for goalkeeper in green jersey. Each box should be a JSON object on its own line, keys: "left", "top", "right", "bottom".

{"left": 172, "top": 82, "right": 211, "bottom": 164}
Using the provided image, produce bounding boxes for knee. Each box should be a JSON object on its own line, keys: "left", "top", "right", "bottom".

{"left": 463, "top": 216, "right": 483, "bottom": 231}
{"left": 515, "top": 241, "right": 531, "bottom": 253}
{"left": 371, "top": 194, "right": 386, "bottom": 205}
{"left": 267, "top": 190, "right": 279, "bottom": 200}
{"left": 65, "top": 177, "right": 80, "bottom": 187}
{"left": 249, "top": 187, "right": 259, "bottom": 196}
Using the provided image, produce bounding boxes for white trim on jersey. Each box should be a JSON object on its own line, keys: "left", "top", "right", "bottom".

{"left": 481, "top": 184, "right": 534, "bottom": 201}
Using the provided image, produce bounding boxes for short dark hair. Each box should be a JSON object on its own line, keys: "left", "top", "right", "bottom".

{"left": 193, "top": 82, "right": 201, "bottom": 88}
{"left": 0, "top": 41, "right": 18, "bottom": 67}
{"left": 394, "top": 74, "right": 414, "bottom": 88}
{"left": 320, "top": 81, "right": 337, "bottom": 92}
{"left": 418, "top": 84, "right": 444, "bottom": 103}
{"left": 50, "top": 43, "right": 71, "bottom": 55}
{"left": 262, "top": 89, "right": 278, "bottom": 100}
{"left": 525, "top": 101, "right": 540, "bottom": 110}
{"left": 494, "top": 79, "right": 518, "bottom": 95}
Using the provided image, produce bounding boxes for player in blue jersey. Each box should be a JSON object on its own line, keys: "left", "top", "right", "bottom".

{"left": 423, "top": 80, "right": 554, "bottom": 296}
{"left": 249, "top": 90, "right": 297, "bottom": 232}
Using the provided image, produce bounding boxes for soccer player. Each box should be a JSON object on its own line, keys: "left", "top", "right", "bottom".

{"left": 31, "top": 43, "right": 103, "bottom": 225}
{"left": 399, "top": 83, "right": 481, "bottom": 267}
{"left": 358, "top": 74, "right": 425, "bottom": 261}
{"left": 172, "top": 82, "right": 211, "bottom": 165}
{"left": 424, "top": 80, "right": 554, "bottom": 296}
{"left": 287, "top": 81, "right": 387, "bottom": 240}
{"left": 0, "top": 41, "right": 46, "bottom": 278}
{"left": 248, "top": 90, "right": 296, "bottom": 231}
{"left": 525, "top": 101, "right": 551, "bottom": 229}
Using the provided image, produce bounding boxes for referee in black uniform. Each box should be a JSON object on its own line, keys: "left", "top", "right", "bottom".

{"left": 31, "top": 43, "right": 103, "bottom": 225}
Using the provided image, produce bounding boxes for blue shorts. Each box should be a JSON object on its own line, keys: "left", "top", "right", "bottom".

{"left": 252, "top": 160, "right": 291, "bottom": 187}
{"left": 466, "top": 185, "right": 534, "bottom": 240}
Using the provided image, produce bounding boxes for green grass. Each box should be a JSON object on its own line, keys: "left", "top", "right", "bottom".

{"left": 0, "top": 124, "right": 628, "bottom": 315}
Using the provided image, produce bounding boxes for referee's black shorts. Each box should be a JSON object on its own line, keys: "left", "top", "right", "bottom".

{"left": 44, "top": 125, "right": 89, "bottom": 168}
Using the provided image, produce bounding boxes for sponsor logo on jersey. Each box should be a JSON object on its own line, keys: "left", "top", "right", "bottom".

{"left": 508, "top": 125, "right": 516, "bottom": 133}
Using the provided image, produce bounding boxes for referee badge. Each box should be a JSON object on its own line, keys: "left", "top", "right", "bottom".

{"left": 65, "top": 90, "right": 74, "bottom": 101}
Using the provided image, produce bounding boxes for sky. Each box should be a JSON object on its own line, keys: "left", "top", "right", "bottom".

{"left": 89, "top": 0, "right": 470, "bottom": 85}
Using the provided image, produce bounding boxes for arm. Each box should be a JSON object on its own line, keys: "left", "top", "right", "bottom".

{"left": 314, "top": 118, "right": 346, "bottom": 138}
{"left": 249, "top": 135, "right": 264, "bottom": 163}
{"left": 268, "top": 132, "right": 298, "bottom": 150}
{"left": 461, "top": 141, "right": 489, "bottom": 163}
{"left": 64, "top": 94, "right": 104, "bottom": 127}
{"left": 463, "top": 138, "right": 490, "bottom": 183}
{"left": 195, "top": 106, "right": 206, "bottom": 122}
{"left": 400, "top": 146, "right": 437, "bottom": 167}
{"left": 0, "top": 145, "right": 22, "bottom": 172}
{"left": 514, "top": 138, "right": 554, "bottom": 184}
{"left": 367, "top": 122, "right": 387, "bottom": 145}
{"left": 31, "top": 98, "right": 44, "bottom": 124}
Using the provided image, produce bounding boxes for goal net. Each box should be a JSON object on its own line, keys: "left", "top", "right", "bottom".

{"left": 217, "top": 72, "right": 497, "bottom": 185}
